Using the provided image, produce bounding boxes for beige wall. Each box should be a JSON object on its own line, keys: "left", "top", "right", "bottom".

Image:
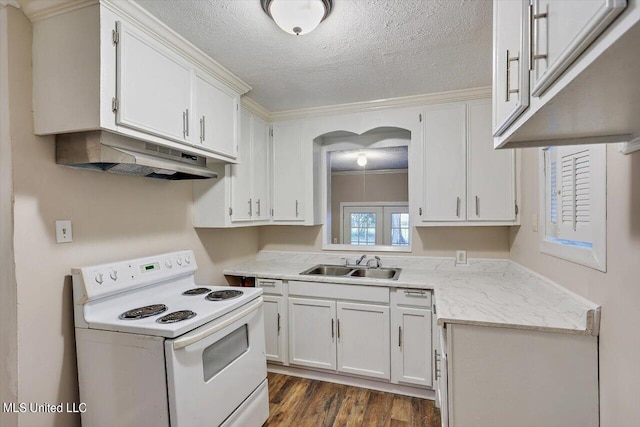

{"left": 0, "top": 6, "right": 18, "bottom": 427}
{"left": 330, "top": 171, "right": 408, "bottom": 242}
{"left": 260, "top": 225, "right": 511, "bottom": 258}
{"left": 6, "top": 9, "right": 258, "bottom": 427}
{"left": 510, "top": 146, "right": 640, "bottom": 427}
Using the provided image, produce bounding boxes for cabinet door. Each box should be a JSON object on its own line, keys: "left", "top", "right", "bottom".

{"left": 288, "top": 298, "right": 336, "bottom": 370}
{"left": 492, "top": 0, "right": 530, "bottom": 136}
{"left": 263, "top": 296, "right": 285, "bottom": 364}
{"left": 195, "top": 73, "right": 238, "bottom": 158}
{"left": 272, "top": 122, "right": 305, "bottom": 221}
{"left": 336, "top": 302, "right": 390, "bottom": 380}
{"left": 467, "top": 100, "right": 516, "bottom": 222}
{"left": 531, "top": 0, "right": 626, "bottom": 96}
{"left": 230, "top": 109, "right": 253, "bottom": 222}
{"left": 391, "top": 306, "right": 433, "bottom": 387}
{"left": 116, "top": 21, "right": 191, "bottom": 143}
{"left": 251, "top": 117, "right": 270, "bottom": 221}
{"left": 422, "top": 103, "right": 466, "bottom": 222}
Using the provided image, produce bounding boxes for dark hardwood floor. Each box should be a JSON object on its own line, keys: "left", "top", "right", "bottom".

{"left": 264, "top": 372, "right": 441, "bottom": 427}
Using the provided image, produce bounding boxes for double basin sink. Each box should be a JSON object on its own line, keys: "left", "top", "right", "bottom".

{"left": 300, "top": 264, "right": 402, "bottom": 280}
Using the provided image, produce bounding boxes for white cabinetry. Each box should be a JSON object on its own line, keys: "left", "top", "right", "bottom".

{"left": 32, "top": 1, "right": 249, "bottom": 160}
{"left": 493, "top": 0, "right": 634, "bottom": 148}
{"left": 116, "top": 20, "right": 192, "bottom": 143}
{"left": 441, "top": 323, "right": 598, "bottom": 427}
{"left": 257, "top": 279, "right": 287, "bottom": 364}
{"left": 230, "top": 109, "right": 270, "bottom": 223}
{"left": 194, "top": 73, "right": 239, "bottom": 158}
{"left": 288, "top": 297, "right": 336, "bottom": 370}
{"left": 421, "top": 100, "right": 517, "bottom": 225}
{"left": 391, "top": 289, "right": 433, "bottom": 388}
{"left": 194, "top": 109, "right": 271, "bottom": 227}
{"left": 272, "top": 121, "right": 305, "bottom": 222}
{"left": 336, "top": 302, "right": 390, "bottom": 380}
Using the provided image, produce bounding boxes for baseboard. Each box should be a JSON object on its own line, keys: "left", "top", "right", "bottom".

{"left": 267, "top": 363, "right": 435, "bottom": 400}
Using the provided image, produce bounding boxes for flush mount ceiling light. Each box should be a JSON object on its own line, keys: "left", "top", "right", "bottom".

{"left": 261, "top": 0, "right": 333, "bottom": 35}
{"left": 357, "top": 154, "right": 368, "bottom": 167}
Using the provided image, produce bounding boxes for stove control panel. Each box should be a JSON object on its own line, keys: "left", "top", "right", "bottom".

{"left": 75, "top": 250, "right": 197, "bottom": 302}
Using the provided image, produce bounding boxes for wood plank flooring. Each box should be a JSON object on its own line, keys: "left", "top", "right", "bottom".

{"left": 264, "top": 372, "right": 441, "bottom": 427}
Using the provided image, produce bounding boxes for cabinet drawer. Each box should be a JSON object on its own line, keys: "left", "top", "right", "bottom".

{"left": 256, "top": 278, "right": 284, "bottom": 295}
{"left": 392, "top": 288, "right": 432, "bottom": 308}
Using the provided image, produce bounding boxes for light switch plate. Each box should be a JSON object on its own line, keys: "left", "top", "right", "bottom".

{"left": 455, "top": 250, "right": 467, "bottom": 266}
{"left": 56, "top": 220, "right": 73, "bottom": 243}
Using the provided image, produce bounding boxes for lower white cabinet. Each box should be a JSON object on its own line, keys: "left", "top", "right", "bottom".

{"left": 390, "top": 289, "right": 433, "bottom": 388}
{"left": 257, "top": 278, "right": 287, "bottom": 365}
{"left": 288, "top": 298, "right": 391, "bottom": 380}
{"left": 336, "top": 302, "right": 390, "bottom": 380}
{"left": 288, "top": 297, "right": 336, "bottom": 370}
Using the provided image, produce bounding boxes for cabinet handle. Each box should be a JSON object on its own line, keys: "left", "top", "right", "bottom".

{"left": 248, "top": 198, "right": 252, "bottom": 217}
{"left": 505, "top": 49, "right": 520, "bottom": 102}
{"left": 337, "top": 319, "right": 341, "bottom": 340}
{"left": 398, "top": 326, "right": 402, "bottom": 348}
{"left": 259, "top": 280, "right": 276, "bottom": 287}
{"left": 182, "top": 111, "right": 187, "bottom": 138}
{"left": 529, "top": 2, "right": 548, "bottom": 70}
{"left": 200, "top": 116, "right": 205, "bottom": 142}
{"left": 404, "top": 289, "right": 427, "bottom": 296}
{"left": 475, "top": 196, "right": 479, "bottom": 217}
{"left": 331, "top": 319, "right": 334, "bottom": 339}
{"left": 277, "top": 313, "right": 281, "bottom": 334}
{"left": 256, "top": 199, "right": 261, "bottom": 217}
{"left": 419, "top": 207, "right": 423, "bottom": 216}
{"left": 434, "top": 349, "right": 441, "bottom": 381}
{"left": 456, "top": 197, "right": 460, "bottom": 218}
{"left": 184, "top": 109, "right": 189, "bottom": 137}
{"left": 295, "top": 200, "right": 299, "bottom": 217}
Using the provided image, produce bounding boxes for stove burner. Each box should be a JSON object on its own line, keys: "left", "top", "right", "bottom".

{"left": 119, "top": 304, "right": 168, "bottom": 320}
{"left": 206, "top": 289, "right": 244, "bottom": 301}
{"left": 182, "top": 287, "right": 211, "bottom": 296}
{"left": 156, "top": 310, "right": 197, "bottom": 324}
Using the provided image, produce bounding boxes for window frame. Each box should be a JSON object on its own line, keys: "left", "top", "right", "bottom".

{"left": 339, "top": 202, "right": 410, "bottom": 248}
{"left": 538, "top": 145, "right": 607, "bottom": 272}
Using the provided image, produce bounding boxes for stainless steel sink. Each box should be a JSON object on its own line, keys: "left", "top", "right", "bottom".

{"left": 300, "top": 265, "right": 354, "bottom": 276}
{"left": 348, "top": 268, "right": 400, "bottom": 280}
{"left": 299, "top": 264, "right": 401, "bottom": 280}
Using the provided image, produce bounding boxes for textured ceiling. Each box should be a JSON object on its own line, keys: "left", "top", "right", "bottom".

{"left": 331, "top": 147, "right": 408, "bottom": 172}
{"left": 134, "top": 0, "right": 493, "bottom": 112}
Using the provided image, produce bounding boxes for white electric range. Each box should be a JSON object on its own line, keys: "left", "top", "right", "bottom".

{"left": 72, "top": 250, "right": 269, "bottom": 427}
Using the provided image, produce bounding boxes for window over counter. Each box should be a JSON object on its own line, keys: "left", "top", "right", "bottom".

{"left": 540, "top": 144, "right": 607, "bottom": 271}
{"left": 342, "top": 203, "right": 410, "bottom": 247}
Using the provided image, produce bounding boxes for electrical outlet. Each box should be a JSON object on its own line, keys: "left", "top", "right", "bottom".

{"left": 56, "top": 220, "right": 73, "bottom": 243}
{"left": 455, "top": 250, "right": 467, "bottom": 266}
{"left": 333, "top": 237, "right": 338, "bottom": 244}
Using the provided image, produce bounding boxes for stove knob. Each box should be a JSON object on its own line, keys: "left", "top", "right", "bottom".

{"left": 109, "top": 270, "right": 118, "bottom": 281}
{"left": 185, "top": 256, "right": 191, "bottom": 264}
{"left": 94, "top": 273, "right": 104, "bottom": 284}
{"left": 176, "top": 257, "right": 183, "bottom": 266}
{"left": 165, "top": 260, "right": 173, "bottom": 269}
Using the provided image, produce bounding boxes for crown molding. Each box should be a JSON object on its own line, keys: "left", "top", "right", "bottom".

{"left": 18, "top": 0, "right": 92, "bottom": 21}
{"left": 241, "top": 96, "right": 271, "bottom": 123}
{"left": 269, "top": 86, "right": 492, "bottom": 122}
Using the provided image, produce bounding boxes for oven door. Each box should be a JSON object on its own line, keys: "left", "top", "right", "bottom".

{"left": 165, "top": 297, "right": 267, "bottom": 426}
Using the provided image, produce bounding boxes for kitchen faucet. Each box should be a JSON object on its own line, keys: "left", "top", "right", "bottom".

{"left": 355, "top": 254, "right": 367, "bottom": 266}
{"left": 366, "top": 256, "right": 382, "bottom": 269}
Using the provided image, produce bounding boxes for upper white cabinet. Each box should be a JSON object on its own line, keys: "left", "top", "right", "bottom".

{"left": 194, "top": 108, "right": 271, "bottom": 227}
{"left": 32, "top": 1, "right": 249, "bottom": 160}
{"left": 116, "top": 21, "right": 192, "bottom": 143}
{"left": 467, "top": 100, "right": 516, "bottom": 222}
{"left": 530, "top": 0, "right": 627, "bottom": 96}
{"left": 194, "top": 72, "right": 239, "bottom": 158}
{"left": 272, "top": 121, "right": 306, "bottom": 222}
{"left": 420, "top": 100, "right": 518, "bottom": 226}
{"left": 493, "top": 0, "right": 637, "bottom": 148}
{"left": 422, "top": 103, "right": 467, "bottom": 222}
{"left": 492, "top": 0, "right": 530, "bottom": 136}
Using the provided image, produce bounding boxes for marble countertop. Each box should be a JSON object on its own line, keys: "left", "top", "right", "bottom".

{"left": 223, "top": 251, "right": 600, "bottom": 336}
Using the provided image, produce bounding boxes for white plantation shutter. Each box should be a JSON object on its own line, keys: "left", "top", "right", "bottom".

{"left": 557, "top": 147, "right": 591, "bottom": 243}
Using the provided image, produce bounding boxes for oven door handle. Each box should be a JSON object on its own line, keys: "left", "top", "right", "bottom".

{"left": 172, "top": 297, "right": 263, "bottom": 350}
